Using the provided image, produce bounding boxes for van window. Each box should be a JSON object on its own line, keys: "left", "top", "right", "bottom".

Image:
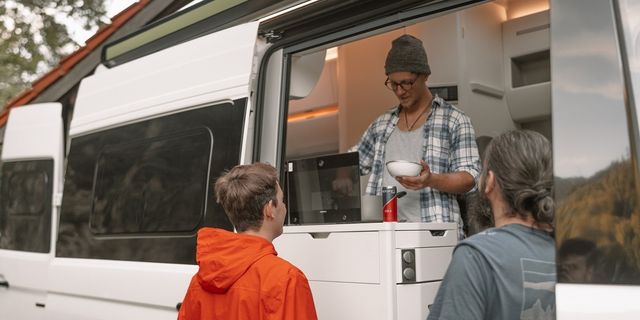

{"left": 553, "top": 0, "right": 640, "bottom": 285}
{"left": 57, "top": 100, "right": 245, "bottom": 264}
{"left": 282, "top": 5, "right": 549, "bottom": 158}
{"left": 0, "top": 160, "right": 53, "bottom": 253}
{"left": 8, "top": 171, "right": 47, "bottom": 215}
{"left": 280, "top": 1, "right": 550, "bottom": 230}
{"left": 90, "top": 128, "right": 211, "bottom": 235}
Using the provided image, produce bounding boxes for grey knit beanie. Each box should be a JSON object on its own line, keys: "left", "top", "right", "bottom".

{"left": 384, "top": 34, "right": 431, "bottom": 75}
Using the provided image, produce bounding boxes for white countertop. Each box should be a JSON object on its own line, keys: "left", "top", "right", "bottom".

{"left": 282, "top": 221, "right": 457, "bottom": 233}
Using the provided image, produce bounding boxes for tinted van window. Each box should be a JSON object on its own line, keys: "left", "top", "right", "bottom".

{"left": 0, "top": 160, "right": 53, "bottom": 253}
{"left": 57, "top": 100, "right": 245, "bottom": 264}
{"left": 553, "top": 0, "right": 640, "bottom": 285}
{"left": 91, "top": 128, "right": 211, "bottom": 235}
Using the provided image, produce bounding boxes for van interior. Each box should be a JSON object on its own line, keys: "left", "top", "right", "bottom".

{"left": 284, "top": 0, "right": 551, "bottom": 162}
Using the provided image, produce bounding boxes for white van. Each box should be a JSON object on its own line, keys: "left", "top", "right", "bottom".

{"left": 1, "top": 0, "right": 639, "bottom": 319}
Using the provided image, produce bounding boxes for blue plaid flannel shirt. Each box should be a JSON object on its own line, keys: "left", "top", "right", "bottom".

{"left": 350, "top": 96, "right": 481, "bottom": 237}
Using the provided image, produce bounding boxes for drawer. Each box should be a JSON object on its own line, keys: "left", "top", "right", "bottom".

{"left": 395, "top": 229, "right": 457, "bottom": 248}
{"left": 310, "top": 281, "right": 387, "bottom": 320}
{"left": 397, "top": 281, "right": 442, "bottom": 320}
{"left": 274, "top": 231, "right": 380, "bottom": 283}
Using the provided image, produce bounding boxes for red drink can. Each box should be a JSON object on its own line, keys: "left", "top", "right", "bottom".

{"left": 382, "top": 186, "right": 398, "bottom": 222}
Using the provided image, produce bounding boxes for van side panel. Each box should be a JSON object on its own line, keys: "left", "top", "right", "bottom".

{"left": 46, "top": 259, "right": 196, "bottom": 320}
{"left": 70, "top": 21, "right": 259, "bottom": 137}
{"left": 2, "top": 103, "right": 64, "bottom": 162}
{"left": 0, "top": 103, "right": 63, "bottom": 320}
{"left": 45, "top": 22, "right": 260, "bottom": 319}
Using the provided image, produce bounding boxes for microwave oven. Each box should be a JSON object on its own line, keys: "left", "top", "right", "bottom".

{"left": 285, "top": 152, "right": 361, "bottom": 224}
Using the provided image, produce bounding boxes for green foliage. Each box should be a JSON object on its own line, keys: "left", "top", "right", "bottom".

{"left": 0, "top": 0, "right": 108, "bottom": 106}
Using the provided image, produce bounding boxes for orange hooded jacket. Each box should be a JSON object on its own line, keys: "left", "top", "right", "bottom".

{"left": 178, "top": 228, "right": 318, "bottom": 320}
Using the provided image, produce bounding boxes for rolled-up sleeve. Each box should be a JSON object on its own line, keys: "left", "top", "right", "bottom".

{"left": 350, "top": 121, "right": 377, "bottom": 176}
{"left": 449, "top": 113, "right": 481, "bottom": 191}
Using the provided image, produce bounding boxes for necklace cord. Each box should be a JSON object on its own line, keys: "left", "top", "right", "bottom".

{"left": 404, "top": 109, "right": 423, "bottom": 131}
{"left": 403, "top": 97, "right": 432, "bottom": 131}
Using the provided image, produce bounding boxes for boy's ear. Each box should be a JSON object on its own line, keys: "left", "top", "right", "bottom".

{"left": 263, "top": 200, "right": 275, "bottom": 219}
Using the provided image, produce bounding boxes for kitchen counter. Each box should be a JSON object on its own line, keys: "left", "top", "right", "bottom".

{"left": 274, "top": 221, "right": 458, "bottom": 320}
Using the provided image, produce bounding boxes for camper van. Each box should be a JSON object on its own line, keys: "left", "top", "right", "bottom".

{"left": 1, "top": 0, "right": 639, "bottom": 319}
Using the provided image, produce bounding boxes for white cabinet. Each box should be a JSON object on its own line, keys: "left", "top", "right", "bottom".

{"left": 503, "top": 10, "right": 551, "bottom": 122}
{"left": 455, "top": 2, "right": 517, "bottom": 137}
{"left": 274, "top": 222, "right": 457, "bottom": 320}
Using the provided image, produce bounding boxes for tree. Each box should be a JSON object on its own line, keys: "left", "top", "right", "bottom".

{"left": 0, "top": 0, "right": 108, "bottom": 106}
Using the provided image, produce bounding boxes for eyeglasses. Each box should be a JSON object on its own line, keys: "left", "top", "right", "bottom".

{"left": 384, "top": 75, "right": 419, "bottom": 91}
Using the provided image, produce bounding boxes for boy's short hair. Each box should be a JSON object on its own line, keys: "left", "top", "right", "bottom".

{"left": 214, "top": 163, "right": 279, "bottom": 232}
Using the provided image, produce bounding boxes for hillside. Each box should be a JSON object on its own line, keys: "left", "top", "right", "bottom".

{"left": 555, "top": 160, "right": 640, "bottom": 284}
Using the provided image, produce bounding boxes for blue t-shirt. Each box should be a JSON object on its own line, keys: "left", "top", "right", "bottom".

{"left": 427, "top": 224, "right": 556, "bottom": 320}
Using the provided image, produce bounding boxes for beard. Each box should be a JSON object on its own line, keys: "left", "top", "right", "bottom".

{"left": 464, "top": 190, "right": 494, "bottom": 236}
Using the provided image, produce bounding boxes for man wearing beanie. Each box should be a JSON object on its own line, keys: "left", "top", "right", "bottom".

{"left": 349, "top": 34, "right": 480, "bottom": 238}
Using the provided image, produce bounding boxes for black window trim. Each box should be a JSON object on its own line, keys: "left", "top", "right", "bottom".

{"left": 57, "top": 99, "right": 245, "bottom": 263}
{"left": 612, "top": 0, "right": 640, "bottom": 197}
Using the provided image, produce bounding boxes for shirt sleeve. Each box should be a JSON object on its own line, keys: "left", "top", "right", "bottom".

{"left": 427, "top": 244, "right": 493, "bottom": 320}
{"left": 449, "top": 112, "right": 481, "bottom": 191}
{"left": 349, "top": 121, "right": 377, "bottom": 176}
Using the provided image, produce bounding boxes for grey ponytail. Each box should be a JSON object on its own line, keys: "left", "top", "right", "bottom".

{"left": 483, "top": 130, "right": 554, "bottom": 225}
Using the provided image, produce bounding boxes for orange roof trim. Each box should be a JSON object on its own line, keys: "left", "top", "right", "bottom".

{"left": 0, "top": 0, "right": 151, "bottom": 128}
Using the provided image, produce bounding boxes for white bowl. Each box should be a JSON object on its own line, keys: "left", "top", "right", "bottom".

{"left": 386, "top": 160, "right": 422, "bottom": 177}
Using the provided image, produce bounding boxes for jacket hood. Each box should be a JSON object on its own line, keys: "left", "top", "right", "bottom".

{"left": 195, "top": 228, "right": 276, "bottom": 293}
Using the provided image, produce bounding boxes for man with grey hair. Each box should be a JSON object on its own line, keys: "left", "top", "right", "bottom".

{"left": 350, "top": 34, "right": 480, "bottom": 236}
{"left": 427, "top": 130, "right": 556, "bottom": 320}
